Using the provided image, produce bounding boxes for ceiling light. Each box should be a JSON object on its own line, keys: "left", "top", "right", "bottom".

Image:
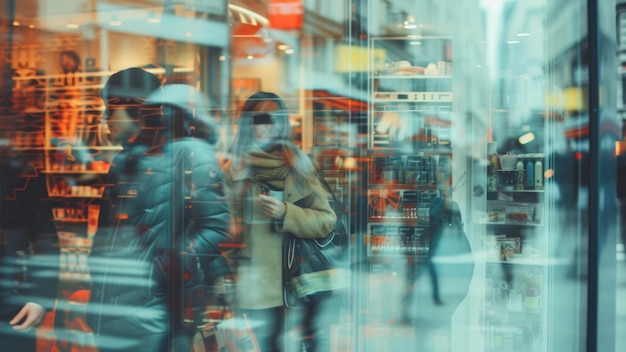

{"left": 12, "top": 21, "right": 20, "bottom": 26}
{"left": 28, "top": 24, "right": 35, "bottom": 29}
{"left": 516, "top": 32, "right": 530, "bottom": 37}
{"left": 247, "top": 55, "right": 254, "bottom": 60}
{"left": 409, "top": 41, "right": 422, "bottom": 46}
{"left": 185, "top": 32, "right": 192, "bottom": 37}
{"left": 285, "top": 48, "right": 294, "bottom": 55}
{"left": 518, "top": 132, "right": 535, "bottom": 145}
{"left": 219, "top": 55, "right": 226, "bottom": 61}
{"left": 65, "top": 23, "right": 79, "bottom": 29}
{"left": 507, "top": 40, "right": 520, "bottom": 44}
{"left": 109, "top": 19, "right": 122, "bottom": 26}
{"left": 544, "top": 169, "right": 554, "bottom": 179}
{"left": 278, "top": 44, "right": 290, "bottom": 50}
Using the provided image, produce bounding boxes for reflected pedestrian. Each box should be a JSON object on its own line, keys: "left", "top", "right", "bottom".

{"left": 87, "top": 70, "right": 231, "bottom": 352}
{"left": 223, "top": 91, "right": 337, "bottom": 351}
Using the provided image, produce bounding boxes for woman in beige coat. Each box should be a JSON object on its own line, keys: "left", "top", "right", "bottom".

{"left": 223, "top": 92, "right": 336, "bottom": 351}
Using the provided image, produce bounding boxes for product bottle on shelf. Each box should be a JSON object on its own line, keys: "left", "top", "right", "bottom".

{"left": 487, "top": 143, "right": 500, "bottom": 192}
{"left": 525, "top": 159, "right": 534, "bottom": 190}
{"left": 523, "top": 275, "right": 541, "bottom": 311}
{"left": 515, "top": 160, "right": 525, "bottom": 190}
{"left": 534, "top": 159, "right": 543, "bottom": 190}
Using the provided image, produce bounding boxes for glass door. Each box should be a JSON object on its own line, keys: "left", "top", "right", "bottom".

{"left": 354, "top": 0, "right": 618, "bottom": 351}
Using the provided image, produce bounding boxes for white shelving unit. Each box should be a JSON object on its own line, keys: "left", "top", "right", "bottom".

{"left": 366, "top": 36, "right": 454, "bottom": 262}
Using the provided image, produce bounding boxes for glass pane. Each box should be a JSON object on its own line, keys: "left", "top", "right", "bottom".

{"left": 360, "top": 0, "right": 598, "bottom": 351}
{"left": 0, "top": 0, "right": 619, "bottom": 351}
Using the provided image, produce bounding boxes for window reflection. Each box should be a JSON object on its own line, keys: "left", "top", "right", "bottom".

{"left": 0, "top": 0, "right": 621, "bottom": 351}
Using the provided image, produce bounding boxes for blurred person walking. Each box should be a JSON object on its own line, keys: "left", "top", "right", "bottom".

{"left": 223, "top": 91, "right": 337, "bottom": 351}
{"left": 87, "top": 69, "right": 230, "bottom": 352}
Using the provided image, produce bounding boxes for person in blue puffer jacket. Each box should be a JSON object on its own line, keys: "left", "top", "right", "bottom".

{"left": 86, "top": 68, "right": 231, "bottom": 352}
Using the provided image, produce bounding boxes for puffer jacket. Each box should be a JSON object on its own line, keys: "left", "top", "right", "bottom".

{"left": 87, "top": 135, "right": 230, "bottom": 340}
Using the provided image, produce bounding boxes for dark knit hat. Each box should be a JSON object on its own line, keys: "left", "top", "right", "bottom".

{"left": 101, "top": 67, "right": 160, "bottom": 106}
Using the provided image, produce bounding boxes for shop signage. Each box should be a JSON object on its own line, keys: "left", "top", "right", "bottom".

{"left": 268, "top": 0, "right": 303, "bottom": 30}
{"left": 335, "top": 44, "right": 386, "bottom": 72}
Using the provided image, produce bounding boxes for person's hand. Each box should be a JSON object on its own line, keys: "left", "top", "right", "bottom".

{"left": 10, "top": 302, "right": 46, "bottom": 331}
{"left": 257, "top": 194, "right": 286, "bottom": 220}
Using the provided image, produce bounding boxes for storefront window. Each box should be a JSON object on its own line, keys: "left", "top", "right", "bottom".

{"left": 0, "top": 0, "right": 620, "bottom": 351}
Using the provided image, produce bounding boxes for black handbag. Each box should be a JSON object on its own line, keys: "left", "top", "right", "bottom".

{"left": 282, "top": 178, "right": 350, "bottom": 307}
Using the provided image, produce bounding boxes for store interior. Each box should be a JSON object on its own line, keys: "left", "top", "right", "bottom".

{"left": 1, "top": 0, "right": 624, "bottom": 351}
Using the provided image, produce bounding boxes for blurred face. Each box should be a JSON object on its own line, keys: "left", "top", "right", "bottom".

{"left": 252, "top": 101, "right": 282, "bottom": 148}
{"left": 60, "top": 53, "right": 79, "bottom": 72}
{"left": 106, "top": 107, "right": 140, "bottom": 144}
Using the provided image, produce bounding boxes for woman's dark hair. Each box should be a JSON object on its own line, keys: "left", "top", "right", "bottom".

{"left": 234, "top": 91, "right": 292, "bottom": 148}
{"left": 230, "top": 91, "right": 325, "bottom": 193}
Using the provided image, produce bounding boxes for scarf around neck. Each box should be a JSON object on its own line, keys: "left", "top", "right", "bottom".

{"left": 246, "top": 144, "right": 291, "bottom": 190}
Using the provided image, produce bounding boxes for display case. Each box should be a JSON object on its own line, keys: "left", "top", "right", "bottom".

{"left": 366, "top": 36, "right": 454, "bottom": 260}
{"left": 8, "top": 71, "right": 115, "bottom": 280}
{"left": 10, "top": 68, "right": 198, "bottom": 279}
{"left": 34, "top": 73, "right": 114, "bottom": 248}
{"left": 481, "top": 150, "right": 547, "bottom": 351}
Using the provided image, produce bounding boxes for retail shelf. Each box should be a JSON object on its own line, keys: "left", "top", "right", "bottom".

{"left": 485, "top": 259, "right": 547, "bottom": 266}
{"left": 484, "top": 308, "right": 542, "bottom": 316}
{"left": 54, "top": 218, "right": 88, "bottom": 223}
{"left": 43, "top": 170, "right": 109, "bottom": 175}
{"left": 483, "top": 221, "right": 543, "bottom": 227}
{"left": 487, "top": 190, "right": 544, "bottom": 195}
{"left": 367, "top": 184, "right": 439, "bottom": 190}
{"left": 49, "top": 194, "right": 104, "bottom": 199}
{"left": 366, "top": 147, "right": 452, "bottom": 153}
{"left": 46, "top": 146, "right": 122, "bottom": 151}
{"left": 368, "top": 215, "right": 422, "bottom": 220}
{"left": 373, "top": 75, "right": 453, "bottom": 79}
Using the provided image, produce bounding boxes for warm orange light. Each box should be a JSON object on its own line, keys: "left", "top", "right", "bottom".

{"left": 544, "top": 169, "right": 554, "bottom": 179}
{"left": 343, "top": 157, "right": 357, "bottom": 169}
{"left": 616, "top": 141, "right": 626, "bottom": 156}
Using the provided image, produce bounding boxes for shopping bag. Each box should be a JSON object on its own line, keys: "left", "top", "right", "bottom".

{"left": 215, "top": 313, "right": 261, "bottom": 352}
{"left": 192, "top": 323, "right": 219, "bottom": 352}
